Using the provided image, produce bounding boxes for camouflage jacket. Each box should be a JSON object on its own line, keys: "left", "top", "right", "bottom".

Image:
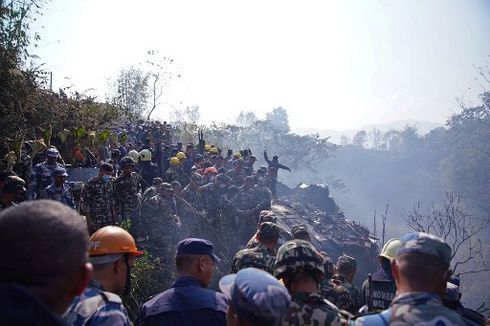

{"left": 82, "top": 176, "right": 114, "bottom": 219}
{"left": 283, "top": 292, "right": 345, "bottom": 326}
{"left": 144, "top": 194, "right": 181, "bottom": 242}
{"left": 44, "top": 182, "right": 76, "bottom": 209}
{"left": 164, "top": 167, "right": 180, "bottom": 183}
{"left": 28, "top": 161, "right": 64, "bottom": 199}
{"left": 233, "top": 187, "right": 258, "bottom": 210}
{"left": 181, "top": 185, "right": 204, "bottom": 211}
{"left": 324, "top": 275, "right": 361, "bottom": 314}
{"left": 352, "top": 292, "right": 465, "bottom": 326}
{"left": 226, "top": 169, "right": 245, "bottom": 187}
{"left": 63, "top": 280, "right": 131, "bottom": 326}
{"left": 253, "top": 185, "right": 273, "bottom": 210}
{"left": 142, "top": 186, "right": 158, "bottom": 203}
{"left": 231, "top": 243, "right": 276, "bottom": 274}
{"left": 113, "top": 172, "right": 141, "bottom": 214}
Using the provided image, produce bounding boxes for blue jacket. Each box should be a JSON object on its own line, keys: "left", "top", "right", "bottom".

{"left": 136, "top": 276, "right": 228, "bottom": 326}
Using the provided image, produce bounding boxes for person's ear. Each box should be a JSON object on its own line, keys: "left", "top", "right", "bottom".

{"left": 74, "top": 262, "right": 93, "bottom": 296}
{"left": 199, "top": 256, "right": 206, "bottom": 272}
{"left": 114, "top": 258, "right": 122, "bottom": 275}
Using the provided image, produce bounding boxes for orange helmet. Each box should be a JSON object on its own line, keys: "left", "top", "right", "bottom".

{"left": 89, "top": 226, "right": 143, "bottom": 257}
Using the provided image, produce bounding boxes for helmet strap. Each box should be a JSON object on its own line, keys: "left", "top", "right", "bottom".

{"left": 123, "top": 254, "right": 131, "bottom": 296}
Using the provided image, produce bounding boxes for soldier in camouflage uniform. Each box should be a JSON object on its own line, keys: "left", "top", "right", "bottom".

{"left": 274, "top": 239, "right": 347, "bottom": 326}
{"left": 233, "top": 176, "right": 261, "bottom": 244}
{"left": 0, "top": 175, "right": 26, "bottom": 211}
{"left": 144, "top": 183, "right": 182, "bottom": 267}
{"left": 181, "top": 172, "right": 205, "bottom": 211}
{"left": 28, "top": 147, "right": 64, "bottom": 199}
{"left": 142, "top": 177, "right": 163, "bottom": 202}
{"left": 113, "top": 157, "right": 142, "bottom": 234}
{"left": 327, "top": 255, "right": 361, "bottom": 314}
{"left": 253, "top": 175, "right": 273, "bottom": 210}
{"left": 226, "top": 158, "right": 245, "bottom": 187}
{"left": 63, "top": 226, "right": 143, "bottom": 326}
{"left": 230, "top": 222, "right": 279, "bottom": 274}
{"left": 245, "top": 210, "right": 278, "bottom": 249}
{"left": 81, "top": 163, "right": 116, "bottom": 234}
{"left": 353, "top": 232, "right": 465, "bottom": 325}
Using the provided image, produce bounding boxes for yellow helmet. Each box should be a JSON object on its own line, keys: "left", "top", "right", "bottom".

{"left": 233, "top": 152, "right": 242, "bottom": 159}
{"left": 204, "top": 144, "right": 211, "bottom": 152}
{"left": 378, "top": 238, "right": 401, "bottom": 261}
{"left": 170, "top": 157, "right": 180, "bottom": 165}
{"left": 176, "top": 151, "right": 187, "bottom": 159}
{"left": 209, "top": 147, "right": 218, "bottom": 154}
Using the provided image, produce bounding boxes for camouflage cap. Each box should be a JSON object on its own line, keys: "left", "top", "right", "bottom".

{"left": 257, "top": 222, "right": 280, "bottom": 239}
{"left": 191, "top": 172, "right": 203, "bottom": 182}
{"left": 152, "top": 177, "right": 163, "bottom": 186}
{"left": 275, "top": 239, "right": 324, "bottom": 279}
{"left": 398, "top": 232, "right": 452, "bottom": 265}
{"left": 291, "top": 224, "right": 310, "bottom": 239}
{"left": 161, "top": 182, "right": 173, "bottom": 191}
{"left": 258, "top": 210, "right": 277, "bottom": 223}
{"left": 336, "top": 254, "right": 357, "bottom": 271}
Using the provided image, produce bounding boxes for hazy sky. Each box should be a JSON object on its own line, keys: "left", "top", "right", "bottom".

{"left": 31, "top": 0, "right": 490, "bottom": 130}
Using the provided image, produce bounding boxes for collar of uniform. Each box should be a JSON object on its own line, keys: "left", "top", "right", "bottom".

{"left": 88, "top": 279, "right": 105, "bottom": 291}
{"left": 291, "top": 292, "right": 323, "bottom": 304}
{"left": 391, "top": 292, "right": 442, "bottom": 307}
{"left": 172, "top": 276, "right": 203, "bottom": 289}
{"left": 256, "top": 243, "right": 275, "bottom": 255}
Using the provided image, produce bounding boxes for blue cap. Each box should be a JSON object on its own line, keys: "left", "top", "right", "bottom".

{"left": 398, "top": 232, "right": 452, "bottom": 265}
{"left": 52, "top": 167, "right": 68, "bottom": 177}
{"left": 176, "top": 238, "right": 220, "bottom": 263}
{"left": 219, "top": 268, "right": 291, "bottom": 325}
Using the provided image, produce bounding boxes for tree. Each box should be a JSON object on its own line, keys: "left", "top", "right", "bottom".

{"left": 0, "top": 0, "right": 45, "bottom": 63}
{"left": 340, "top": 135, "right": 350, "bottom": 146}
{"left": 235, "top": 110, "right": 258, "bottom": 127}
{"left": 402, "top": 192, "right": 489, "bottom": 276}
{"left": 368, "top": 128, "right": 383, "bottom": 150}
{"left": 265, "top": 107, "right": 290, "bottom": 133}
{"left": 111, "top": 67, "right": 149, "bottom": 120}
{"left": 443, "top": 90, "right": 490, "bottom": 219}
{"left": 352, "top": 130, "right": 367, "bottom": 147}
{"left": 382, "top": 130, "right": 402, "bottom": 152}
{"left": 144, "top": 50, "right": 180, "bottom": 120}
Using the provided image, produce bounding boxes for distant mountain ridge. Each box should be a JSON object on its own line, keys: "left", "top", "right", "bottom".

{"left": 293, "top": 120, "right": 443, "bottom": 144}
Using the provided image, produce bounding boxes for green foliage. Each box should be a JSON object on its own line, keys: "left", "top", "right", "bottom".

{"left": 123, "top": 251, "right": 168, "bottom": 321}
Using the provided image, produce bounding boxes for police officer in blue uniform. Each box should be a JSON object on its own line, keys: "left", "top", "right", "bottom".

{"left": 136, "top": 238, "right": 228, "bottom": 326}
{"left": 28, "top": 147, "right": 64, "bottom": 199}
{"left": 44, "top": 167, "right": 76, "bottom": 209}
{"left": 360, "top": 238, "right": 401, "bottom": 312}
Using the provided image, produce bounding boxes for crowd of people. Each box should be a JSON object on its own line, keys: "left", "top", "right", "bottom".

{"left": 0, "top": 120, "right": 486, "bottom": 325}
